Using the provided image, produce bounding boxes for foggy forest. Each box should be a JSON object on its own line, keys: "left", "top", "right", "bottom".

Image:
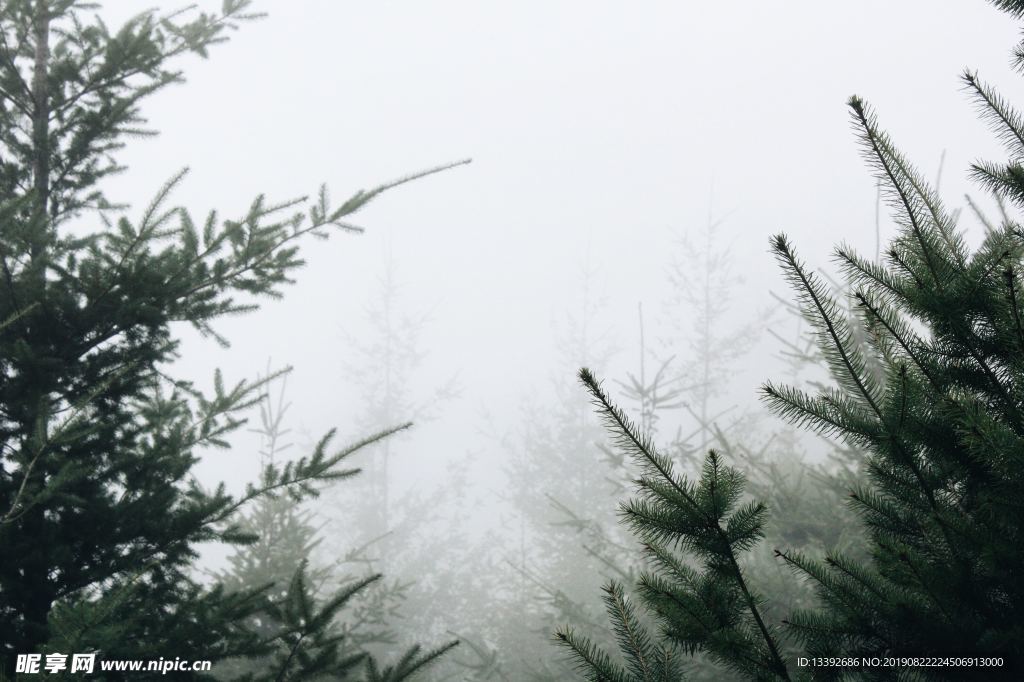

{"left": 1, "top": 0, "right": 1023, "bottom": 680}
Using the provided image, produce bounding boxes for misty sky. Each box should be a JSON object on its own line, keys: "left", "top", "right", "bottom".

{"left": 88, "top": 1, "right": 1019, "bottom": 507}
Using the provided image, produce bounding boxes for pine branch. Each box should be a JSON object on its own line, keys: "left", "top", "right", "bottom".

{"left": 577, "top": 369, "right": 791, "bottom": 680}
{"left": 848, "top": 97, "right": 947, "bottom": 286}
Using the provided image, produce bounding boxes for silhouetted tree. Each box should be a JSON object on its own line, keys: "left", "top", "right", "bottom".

{"left": 215, "top": 372, "right": 433, "bottom": 681}
{"left": 0, "top": 1, "right": 463, "bottom": 678}
{"left": 320, "top": 251, "right": 470, "bottom": 667}
{"left": 472, "top": 260, "right": 628, "bottom": 680}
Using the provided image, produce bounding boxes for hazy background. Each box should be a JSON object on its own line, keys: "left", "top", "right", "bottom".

{"left": 81, "top": 0, "right": 1019, "bottom": 667}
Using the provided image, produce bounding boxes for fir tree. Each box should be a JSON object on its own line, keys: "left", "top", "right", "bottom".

{"left": 321, "top": 250, "right": 467, "bottom": 672}
{"left": 635, "top": 210, "right": 853, "bottom": 681}
{"left": 0, "top": 1, "right": 465, "bottom": 678}
{"left": 215, "top": 372, "right": 452, "bottom": 681}
{"left": 327, "top": 250, "right": 457, "bottom": 544}
{"left": 655, "top": 206, "right": 765, "bottom": 457}
{"left": 484, "top": 259, "right": 628, "bottom": 680}
{"left": 558, "top": 370, "right": 790, "bottom": 680}
{"left": 559, "top": 0, "right": 1024, "bottom": 679}
{"left": 593, "top": 205, "right": 858, "bottom": 682}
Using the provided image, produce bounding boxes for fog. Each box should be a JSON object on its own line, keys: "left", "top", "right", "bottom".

{"left": 72, "top": 0, "right": 1021, "bottom": 676}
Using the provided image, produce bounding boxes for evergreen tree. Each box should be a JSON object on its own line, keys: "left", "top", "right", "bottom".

{"left": 0, "top": 1, "right": 464, "bottom": 677}
{"left": 559, "top": 370, "right": 791, "bottom": 680}
{"left": 320, "top": 250, "right": 467, "bottom": 670}
{"left": 327, "top": 250, "right": 457, "bottom": 544}
{"left": 654, "top": 207, "right": 764, "bottom": 457}
{"left": 482, "top": 260, "right": 627, "bottom": 680}
{"left": 558, "top": 1, "right": 1024, "bottom": 679}
{"left": 511, "top": 215, "right": 829, "bottom": 681}
{"left": 213, "top": 372, "right": 354, "bottom": 677}
{"left": 215, "top": 372, "right": 452, "bottom": 681}
{"left": 220, "top": 371, "right": 327, "bottom": 618}
{"left": 631, "top": 211, "right": 857, "bottom": 681}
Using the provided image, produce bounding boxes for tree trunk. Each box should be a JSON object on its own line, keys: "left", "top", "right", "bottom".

{"left": 15, "top": 1, "right": 54, "bottom": 666}
{"left": 31, "top": 0, "right": 50, "bottom": 234}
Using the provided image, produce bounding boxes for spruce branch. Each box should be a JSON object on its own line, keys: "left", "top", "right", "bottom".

{"left": 848, "top": 96, "right": 949, "bottom": 286}
{"left": 554, "top": 625, "right": 639, "bottom": 682}
{"left": 1005, "top": 266, "right": 1024, "bottom": 353}
{"left": 363, "top": 640, "right": 460, "bottom": 682}
{"left": 207, "top": 422, "right": 413, "bottom": 528}
{"left": 576, "top": 368, "right": 791, "bottom": 680}
{"left": 770, "top": 234, "right": 884, "bottom": 419}
{"left": 603, "top": 581, "right": 656, "bottom": 681}
{"left": 962, "top": 70, "right": 1024, "bottom": 160}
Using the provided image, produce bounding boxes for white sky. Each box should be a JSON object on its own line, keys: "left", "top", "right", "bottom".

{"left": 90, "top": 1, "right": 1020, "bottom": 509}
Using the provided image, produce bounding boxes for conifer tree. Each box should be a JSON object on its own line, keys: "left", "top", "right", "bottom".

{"left": 327, "top": 251, "right": 457, "bottom": 544}
{"left": 558, "top": 0, "right": 1024, "bottom": 679}
{"left": 321, "top": 251, "right": 468, "bottom": 668}
{"left": 654, "top": 208, "right": 765, "bottom": 457}
{"left": 520, "top": 218, "right": 816, "bottom": 681}
{"left": 482, "top": 261, "right": 628, "bottom": 680}
{"left": 627, "top": 212, "right": 853, "bottom": 681}
{"left": 215, "top": 373, "right": 452, "bottom": 681}
{"left": 0, "top": 1, "right": 464, "bottom": 678}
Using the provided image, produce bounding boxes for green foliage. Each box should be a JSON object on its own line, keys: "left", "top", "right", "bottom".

{"left": 556, "top": 370, "right": 790, "bottom": 681}
{"left": 561, "top": 1, "right": 1024, "bottom": 680}
{"left": 227, "top": 561, "right": 377, "bottom": 681}
{"left": 216, "top": 374, "right": 451, "bottom": 682}
{"left": 556, "top": 582, "right": 684, "bottom": 682}
{"left": 763, "top": 89, "right": 1024, "bottom": 673}
{"left": 0, "top": 1, "right": 464, "bottom": 678}
{"left": 0, "top": 0, "right": 263, "bottom": 224}
{"left": 361, "top": 642, "right": 461, "bottom": 682}
{"left": 539, "top": 203, "right": 838, "bottom": 682}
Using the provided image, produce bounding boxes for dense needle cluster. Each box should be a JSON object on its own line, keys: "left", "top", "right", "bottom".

{"left": 558, "top": 1, "right": 1024, "bottom": 679}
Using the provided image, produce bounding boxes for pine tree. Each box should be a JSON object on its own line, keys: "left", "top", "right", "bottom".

{"left": 320, "top": 251, "right": 467, "bottom": 669}
{"left": 655, "top": 206, "right": 765, "bottom": 457}
{"left": 632, "top": 210, "right": 855, "bottom": 681}
{"left": 558, "top": 0, "right": 1024, "bottom": 679}
{"left": 215, "top": 372, "right": 453, "bottom": 681}
{"left": 220, "top": 371, "right": 331, "bottom": 619}
{"left": 558, "top": 370, "right": 790, "bottom": 680}
{"left": 326, "top": 250, "right": 457, "bottom": 546}
{"left": 0, "top": 1, "right": 464, "bottom": 678}
{"left": 486, "top": 260, "right": 627, "bottom": 680}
